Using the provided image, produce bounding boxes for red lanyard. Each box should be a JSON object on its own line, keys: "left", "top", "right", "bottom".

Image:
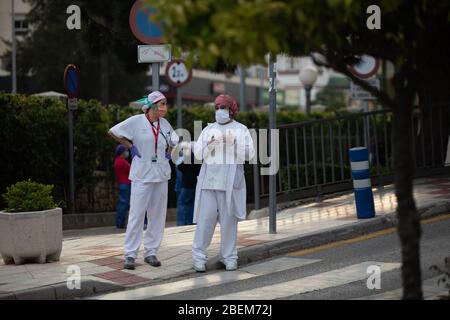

{"left": 150, "top": 120, "right": 160, "bottom": 157}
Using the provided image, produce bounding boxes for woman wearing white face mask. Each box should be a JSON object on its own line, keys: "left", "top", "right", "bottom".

{"left": 192, "top": 94, "right": 255, "bottom": 272}
{"left": 108, "top": 91, "right": 179, "bottom": 270}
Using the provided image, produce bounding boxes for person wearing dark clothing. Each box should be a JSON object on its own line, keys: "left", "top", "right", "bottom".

{"left": 176, "top": 144, "right": 201, "bottom": 226}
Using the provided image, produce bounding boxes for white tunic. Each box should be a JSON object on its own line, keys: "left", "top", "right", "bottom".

{"left": 109, "top": 114, "right": 178, "bottom": 183}
{"left": 201, "top": 122, "right": 236, "bottom": 191}
{"left": 193, "top": 120, "right": 255, "bottom": 222}
{"left": 202, "top": 163, "right": 229, "bottom": 191}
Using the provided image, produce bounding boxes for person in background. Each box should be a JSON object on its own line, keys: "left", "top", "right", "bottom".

{"left": 176, "top": 142, "right": 201, "bottom": 226}
{"left": 114, "top": 144, "right": 148, "bottom": 230}
{"left": 114, "top": 144, "right": 131, "bottom": 229}
{"left": 174, "top": 166, "right": 184, "bottom": 224}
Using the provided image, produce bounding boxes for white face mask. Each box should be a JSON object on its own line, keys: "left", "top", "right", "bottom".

{"left": 122, "top": 151, "right": 129, "bottom": 158}
{"left": 215, "top": 109, "right": 230, "bottom": 124}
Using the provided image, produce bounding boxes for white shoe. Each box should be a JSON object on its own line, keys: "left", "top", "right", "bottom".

{"left": 225, "top": 261, "right": 237, "bottom": 271}
{"left": 193, "top": 261, "right": 206, "bottom": 272}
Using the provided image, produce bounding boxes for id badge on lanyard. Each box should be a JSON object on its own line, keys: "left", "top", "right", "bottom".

{"left": 151, "top": 121, "right": 160, "bottom": 163}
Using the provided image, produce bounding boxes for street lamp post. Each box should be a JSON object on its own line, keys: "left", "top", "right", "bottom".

{"left": 304, "top": 84, "right": 312, "bottom": 114}
{"left": 300, "top": 66, "right": 318, "bottom": 115}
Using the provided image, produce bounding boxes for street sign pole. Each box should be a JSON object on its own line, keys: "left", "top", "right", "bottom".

{"left": 269, "top": 54, "right": 277, "bottom": 234}
{"left": 239, "top": 65, "right": 246, "bottom": 112}
{"left": 350, "top": 79, "right": 380, "bottom": 163}
{"left": 176, "top": 87, "right": 182, "bottom": 128}
{"left": 137, "top": 45, "right": 171, "bottom": 92}
{"left": 152, "top": 63, "right": 160, "bottom": 91}
{"left": 67, "top": 98, "right": 78, "bottom": 214}
{"left": 64, "top": 65, "right": 80, "bottom": 214}
{"left": 68, "top": 103, "right": 75, "bottom": 214}
{"left": 130, "top": 1, "right": 167, "bottom": 92}
{"left": 363, "top": 100, "right": 370, "bottom": 150}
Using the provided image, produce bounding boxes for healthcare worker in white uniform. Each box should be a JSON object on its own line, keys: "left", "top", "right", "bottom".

{"left": 108, "top": 91, "right": 178, "bottom": 270}
{"left": 192, "top": 94, "right": 255, "bottom": 272}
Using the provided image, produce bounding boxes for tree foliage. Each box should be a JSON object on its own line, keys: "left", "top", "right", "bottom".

{"left": 156, "top": 0, "right": 450, "bottom": 106}
{"left": 7, "top": 0, "right": 148, "bottom": 105}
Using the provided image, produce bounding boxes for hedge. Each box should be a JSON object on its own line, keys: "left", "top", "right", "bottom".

{"left": 1, "top": 93, "right": 336, "bottom": 213}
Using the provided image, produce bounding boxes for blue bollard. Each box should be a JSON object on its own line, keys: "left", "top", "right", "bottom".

{"left": 349, "top": 147, "right": 375, "bottom": 219}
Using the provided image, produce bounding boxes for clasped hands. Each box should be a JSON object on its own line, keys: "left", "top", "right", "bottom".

{"left": 207, "top": 132, "right": 235, "bottom": 150}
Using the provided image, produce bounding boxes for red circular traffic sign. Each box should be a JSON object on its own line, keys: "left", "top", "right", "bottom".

{"left": 129, "top": 0, "right": 164, "bottom": 44}
{"left": 165, "top": 59, "right": 192, "bottom": 88}
{"left": 347, "top": 55, "right": 380, "bottom": 79}
{"left": 63, "top": 64, "right": 80, "bottom": 98}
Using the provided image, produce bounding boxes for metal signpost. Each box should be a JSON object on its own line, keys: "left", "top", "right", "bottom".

{"left": 238, "top": 65, "right": 246, "bottom": 112}
{"left": 130, "top": 0, "right": 169, "bottom": 91}
{"left": 350, "top": 79, "right": 380, "bottom": 153}
{"left": 346, "top": 56, "right": 380, "bottom": 219}
{"left": 348, "top": 55, "right": 380, "bottom": 156}
{"left": 165, "top": 59, "right": 192, "bottom": 129}
{"left": 63, "top": 64, "right": 80, "bottom": 214}
{"left": 268, "top": 54, "right": 277, "bottom": 234}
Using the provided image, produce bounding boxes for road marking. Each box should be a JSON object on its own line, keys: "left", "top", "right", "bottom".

{"left": 421, "top": 213, "right": 450, "bottom": 225}
{"left": 289, "top": 214, "right": 450, "bottom": 257}
{"left": 93, "top": 257, "right": 320, "bottom": 300}
{"left": 208, "top": 261, "right": 401, "bottom": 300}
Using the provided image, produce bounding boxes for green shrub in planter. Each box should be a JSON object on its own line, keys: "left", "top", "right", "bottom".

{"left": 2, "top": 179, "right": 57, "bottom": 212}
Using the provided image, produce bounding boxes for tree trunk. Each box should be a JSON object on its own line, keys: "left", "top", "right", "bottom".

{"left": 392, "top": 103, "right": 423, "bottom": 300}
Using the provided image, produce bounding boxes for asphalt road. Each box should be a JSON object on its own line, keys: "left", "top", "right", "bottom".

{"left": 136, "top": 214, "right": 450, "bottom": 300}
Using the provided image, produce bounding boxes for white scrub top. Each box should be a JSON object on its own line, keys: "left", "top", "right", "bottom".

{"left": 109, "top": 114, "right": 179, "bottom": 183}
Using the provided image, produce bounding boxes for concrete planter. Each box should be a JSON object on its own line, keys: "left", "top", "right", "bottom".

{"left": 0, "top": 208, "right": 62, "bottom": 265}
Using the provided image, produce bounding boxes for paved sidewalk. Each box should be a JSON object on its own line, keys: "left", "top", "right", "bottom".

{"left": 1, "top": 175, "right": 449, "bottom": 300}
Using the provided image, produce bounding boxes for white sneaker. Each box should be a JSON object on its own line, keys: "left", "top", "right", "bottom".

{"left": 225, "top": 261, "right": 237, "bottom": 271}
{"left": 193, "top": 261, "right": 206, "bottom": 272}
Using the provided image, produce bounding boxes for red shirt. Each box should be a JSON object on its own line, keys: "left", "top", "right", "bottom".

{"left": 114, "top": 156, "right": 131, "bottom": 184}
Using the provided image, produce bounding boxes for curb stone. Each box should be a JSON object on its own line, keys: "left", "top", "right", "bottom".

{"left": 0, "top": 279, "right": 123, "bottom": 300}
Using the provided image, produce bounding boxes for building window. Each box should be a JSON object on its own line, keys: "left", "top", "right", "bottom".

{"left": 14, "top": 15, "right": 29, "bottom": 35}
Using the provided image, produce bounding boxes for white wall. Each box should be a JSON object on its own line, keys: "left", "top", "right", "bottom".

{"left": 0, "top": 0, "right": 31, "bottom": 73}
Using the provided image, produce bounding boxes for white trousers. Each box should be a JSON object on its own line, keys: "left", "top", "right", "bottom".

{"left": 124, "top": 180, "right": 168, "bottom": 259}
{"left": 192, "top": 190, "right": 238, "bottom": 265}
